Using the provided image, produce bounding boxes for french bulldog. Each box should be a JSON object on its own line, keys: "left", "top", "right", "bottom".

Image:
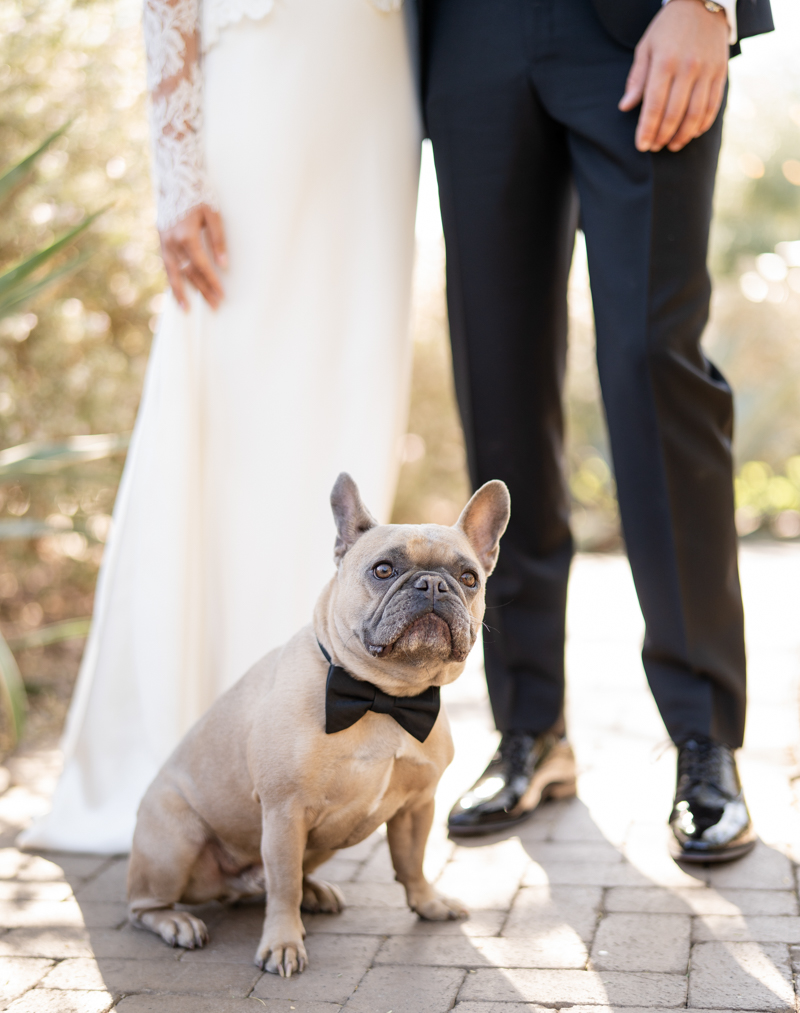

{"left": 127, "top": 472, "right": 510, "bottom": 976}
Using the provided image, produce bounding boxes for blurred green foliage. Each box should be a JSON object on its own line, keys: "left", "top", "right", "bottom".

{"left": 0, "top": 0, "right": 162, "bottom": 751}
{"left": 0, "top": 124, "right": 109, "bottom": 748}
{"left": 392, "top": 244, "right": 470, "bottom": 527}
{"left": 706, "top": 37, "right": 800, "bottom": 540}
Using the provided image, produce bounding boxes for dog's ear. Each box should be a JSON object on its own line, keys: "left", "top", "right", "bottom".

{"left": 454, "top": 480, "right": 510, "bottom": 576}
{"left": 331, "top": 473, "right": 379, "bottom": 564}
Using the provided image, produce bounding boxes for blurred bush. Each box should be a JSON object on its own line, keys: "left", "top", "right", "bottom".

{"left": 0, "top": 123, "right": 113, "bottom": 750}
{"left": 706, "top": 21, "right": 800, "bottom": 539}
{"left": 734, "top": 458, "right": 800, "bottom": 538}
{"left": 391, "top": 240, "right": 470, "bottom": 527}
{"left": 0, "top": 0, "right": 162, "bottom": 750}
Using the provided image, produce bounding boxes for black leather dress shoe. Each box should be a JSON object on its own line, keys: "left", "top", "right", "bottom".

{"left": 669, "top": 734, "right": 756, "bottom": 864}
{"left": 448, "top": 730, "right": 576, "bottom": 838}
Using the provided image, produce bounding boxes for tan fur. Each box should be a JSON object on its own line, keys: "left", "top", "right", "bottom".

{"left": 127, "top": 474, "right": 510, "bottom": 976}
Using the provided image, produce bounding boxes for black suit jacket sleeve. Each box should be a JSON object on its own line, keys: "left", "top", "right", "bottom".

{"left": 734, "top": 0, "right": 775, "bottom": 45}
{"left": 413, "top": 0, "right": 774, "bottom": 134}
{"left": 589, "top": 0, "right": 774, "bottom": 52}
{"left": 414, "top": 0, "right": 774, "bottom": 63}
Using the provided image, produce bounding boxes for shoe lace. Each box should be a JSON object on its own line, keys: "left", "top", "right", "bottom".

{"left": 677, "top": 736, "right": 729, "bottom": 797}
{"left": 498, "top": 730, "right": 541, "bottom": 776}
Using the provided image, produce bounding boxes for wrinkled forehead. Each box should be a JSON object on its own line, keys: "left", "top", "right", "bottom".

{"left": 347, "top": 524, "right": 476, "bottom": 571}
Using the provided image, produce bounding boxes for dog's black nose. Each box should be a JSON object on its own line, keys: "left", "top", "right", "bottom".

{"left": 414, "top": 573, "right": 449, "bottom": 598}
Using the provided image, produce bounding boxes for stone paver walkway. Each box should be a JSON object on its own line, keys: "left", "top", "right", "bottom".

{"left": 1, "top": 545, "right": 800, "bottom": 1012}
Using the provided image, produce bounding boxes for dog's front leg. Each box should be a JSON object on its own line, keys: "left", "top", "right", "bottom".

{"left": 255, "top": 804, "right": 308, "bottom": 976}
{"left": 387, "top": 799, "right": 468, "bottom": 921}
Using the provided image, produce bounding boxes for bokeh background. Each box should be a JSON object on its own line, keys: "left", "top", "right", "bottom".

{"left": 0, "top": 0, "right": 798, "bottom": 755}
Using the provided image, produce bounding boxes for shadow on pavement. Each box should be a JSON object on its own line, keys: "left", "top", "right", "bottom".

{"left": 440, "top": 795, "right": 797, "bottom": 1011}
{"left": 0, "top": 793, "right": 797, "bottom": 1011}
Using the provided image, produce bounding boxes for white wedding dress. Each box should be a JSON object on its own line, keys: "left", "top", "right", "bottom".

{"left": 21, "top": 0, "right": 420, "bottom": 853}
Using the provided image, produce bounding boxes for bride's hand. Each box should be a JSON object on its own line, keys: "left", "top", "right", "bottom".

{"left": 160, "top": 205, "right": 228, "bottom": 312}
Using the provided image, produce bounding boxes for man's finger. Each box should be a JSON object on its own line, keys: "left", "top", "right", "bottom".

{"left": 649, "top": 64, "right": 697, "bottom": 152}
{"left": 697, "top": 74, "right": 726, "bottom": 136}
{"left": 619, "top": 43, "right": 651, "bottom": 111}
{"left": 667, "top": 76, "right": 712, "bottom": 152}
{"left": 634, "top": 62, "right": 674, "bottom": 152}
{"left": 205, "top": 209, "right": 228, "bottom": 271}
{"left": 183, "top": 236, "right": 224, "bottom": 304}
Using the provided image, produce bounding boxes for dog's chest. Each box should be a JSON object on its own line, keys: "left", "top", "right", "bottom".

{"left": 306, "top": 727, "right": 435, "bottom": 849}
{"left": 339, "top": 734, "right": 419, "bottom": 806}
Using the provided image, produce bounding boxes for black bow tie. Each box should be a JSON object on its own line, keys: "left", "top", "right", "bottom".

{"left": 319, "top": 642, "right": 440, "bottom": 743}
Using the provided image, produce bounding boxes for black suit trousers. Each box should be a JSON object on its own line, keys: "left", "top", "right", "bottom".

{"left": 424, "top": 0, "right": 747, "bottom": 748}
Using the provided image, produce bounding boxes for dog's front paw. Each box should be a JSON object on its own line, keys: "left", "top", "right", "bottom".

{"left": 255, "top": 936, "right": 308, "bottom": 977}
{"left": 301, "top": 876, "right": 345, "bottom": 914}
{"left": 414, "top": 894, "right": 469, "bottom": 921}
{"left": 136, "top": 909, "right": 209, "bottom": 949}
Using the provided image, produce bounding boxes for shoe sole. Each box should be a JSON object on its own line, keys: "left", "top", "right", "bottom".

{"left": 448, "top": 742, "right": 577, "bottom": 839}
{"left": 669, "top": 836, "right": 757, "bottom": 865}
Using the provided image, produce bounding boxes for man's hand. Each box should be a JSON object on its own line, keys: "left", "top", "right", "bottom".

{"left": 618, "top": 0, "right": 729, "bottom": 154}
{"left": 160, "top": 205, "right": 228, "bottom": 311}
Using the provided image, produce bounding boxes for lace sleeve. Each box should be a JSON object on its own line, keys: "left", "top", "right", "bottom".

{"left": 143, "top": 0, "right": 217, "bottom": 232}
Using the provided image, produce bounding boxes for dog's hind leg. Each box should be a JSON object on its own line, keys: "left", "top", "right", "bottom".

{"left": 127, "top": 780, "right": 211, "bottom": 949}
{"left": 301, "top": 849, "right": 345, "bottom": 914}
{"left": 387, "top": 799, "right": 468, "bottom": 921}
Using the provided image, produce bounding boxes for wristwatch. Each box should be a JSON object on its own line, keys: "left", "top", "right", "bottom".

{"left": 700, "top": 0, "right": 725, "bottom": 11}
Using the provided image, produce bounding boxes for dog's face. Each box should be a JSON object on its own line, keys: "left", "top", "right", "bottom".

{"left": 318, "top": 474, "right": 510, "bottom": 695}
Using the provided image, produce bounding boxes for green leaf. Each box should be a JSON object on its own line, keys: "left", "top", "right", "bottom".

{"left": 0, "top": 432, "right": 130, "bottom": 481}
{"left": 0, "top": 630, "right": 26, "bottom": 749}
{"left": 0, "top": 122, "right": 72, "bottom": 204}
{"left": 0, "top": 208, "right": 106, "bottom": 302}
{"left": 0, "top": 252, "right": 91, "bottom": 320}
{"left": 7, "top": 617, "right": 91, "bottom": 653}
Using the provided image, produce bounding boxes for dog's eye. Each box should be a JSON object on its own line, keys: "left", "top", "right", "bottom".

{"left": 373, "top": 562, "right": 394, "bottom": 579}
{"left": 460, "top": 571, "right": 478, "bottom": 588}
